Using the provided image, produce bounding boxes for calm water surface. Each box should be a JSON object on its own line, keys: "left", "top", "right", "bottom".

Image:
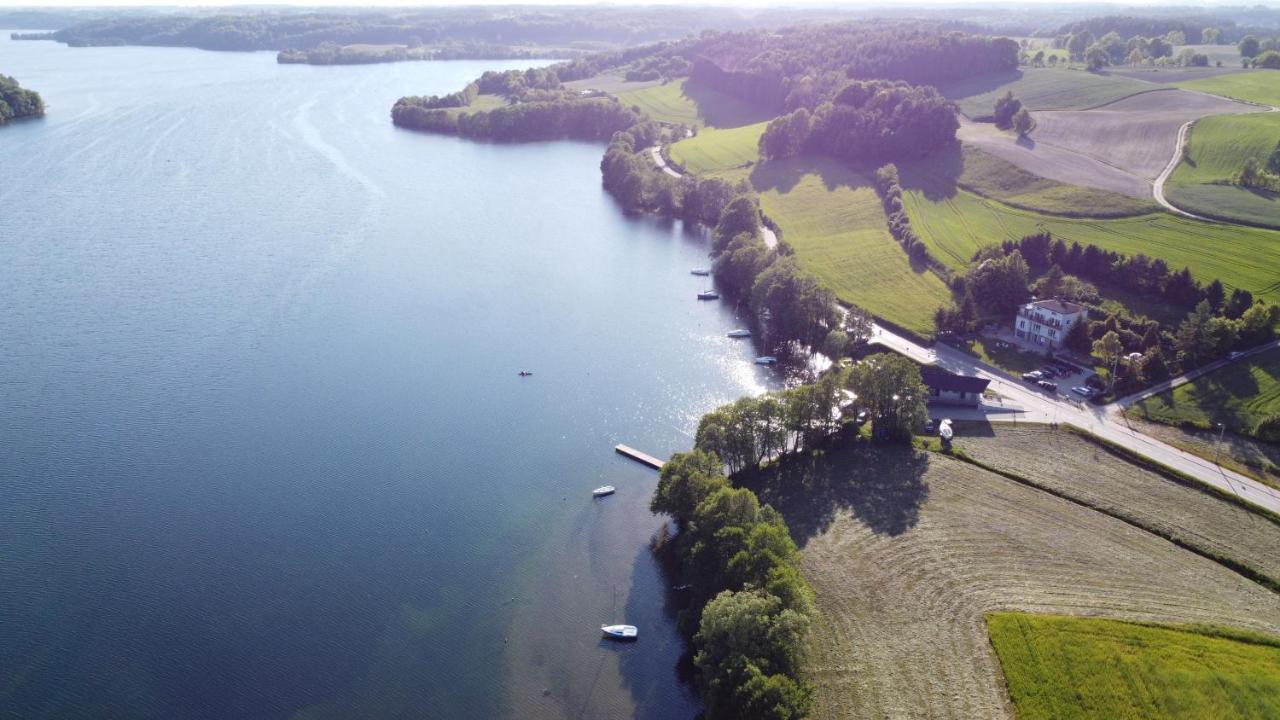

{"left": 0, "top": 36, "right": 770, "bottom": 720}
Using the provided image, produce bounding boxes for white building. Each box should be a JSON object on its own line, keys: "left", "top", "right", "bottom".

{"left": 1014, "top": 298, "right": 1086, "bottom": 349}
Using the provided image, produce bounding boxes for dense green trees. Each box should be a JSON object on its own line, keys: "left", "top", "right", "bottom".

{"left": 0, "top": 74, "right": 44, "bottom": 125}
{"left": 993, "top": 91, "right": 1022, "bottom": 129}
{"left": 393, "top": 94, "right": 642, "bottom": 141}
{"left": 847, "top": 353, "right": 928, "bottom": 440}
{"left": 759, "top": 80, "right": 958, "bottom": 165}
{"left": 690, "top": 24, "right": 1016, "bottom": 113}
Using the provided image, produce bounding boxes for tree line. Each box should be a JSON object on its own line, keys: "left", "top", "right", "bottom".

{"left": 758, "top": 80, "right": 958, "bottom": 166}
{"left": 690, "top": 24, "right": 1017, "bottom": 113}
{"left": 392, "top": 93, "right": 642, "bottom": 142}
{"left": 653, "top": 354, "right": 928, "bottom": 718}
{"left": 0, "top": 74, "right": 44, "bottom": 125}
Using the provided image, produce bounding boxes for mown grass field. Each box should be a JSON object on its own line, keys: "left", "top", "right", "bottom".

{"left": 749, "top": 156, "right": 953, "bottom": 336}
{"left": 1178, "top": 70, "right": 1280, "bottom": 108}
{"left": 939, "top": 67, "right": 1154, "bottom": 118}
{"left": 903, "top": 188, "right": 1280, "bottom": 301}
{"left": 667, "top": 121, "right": 766, "bottom": 178}
{"left": 613, "top": 79, "right": 773, "bottom": 129}
{"left": 764, "top": 442, "right": 1280, "bottom": 720}
{"left": 901, "top": 143, "right": 1158, "bottom": 217}
{"left": 1167, "top": 112, "right": 1280, "bottom": 228}
{"left": 988, "top": 613, "right": 1280, "bottom": 720}
{"left": 1132, "top": 346, "right": 1280, "bottom": 438}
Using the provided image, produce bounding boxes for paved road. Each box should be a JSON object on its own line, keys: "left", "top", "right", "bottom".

{"left": 648, "top": 146, "right": 681, "bottom": 179}
{"left": 869, "top": 323, "right": 1280, "bottom": 515}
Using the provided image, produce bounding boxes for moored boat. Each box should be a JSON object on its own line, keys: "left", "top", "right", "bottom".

{"left": 601, "top": 624, "right": 638, "bottom": 640}
{"left": 697, "top": 290, "right": 720, "bottom": 300}
{"left": 592, "top": 485, "right": 615, "bottom": 497}
{"left": 754, "top": 355, "right": 778, "bottom": 365}
{"left": 690, "top": 268, "right": 711, "bottom": 276}
{"left": 727, "top": 329, "right": 751, "bottom": 338}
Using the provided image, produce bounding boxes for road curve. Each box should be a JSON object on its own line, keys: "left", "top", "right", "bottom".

{"left": 1152, "top": 90, "right": 1280, "bottom": 219}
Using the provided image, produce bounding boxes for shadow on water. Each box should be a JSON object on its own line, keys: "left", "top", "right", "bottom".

{"left": 736, "top": 437, "right": 930, "bottom": 546}
{"left": 616, "top": 540, "right": 700, "bottom": 720}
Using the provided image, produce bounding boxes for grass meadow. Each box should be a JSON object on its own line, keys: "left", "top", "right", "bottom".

{"left": 750, "top": 156, "right": 953, "bottom": 336}
{"left": 1167, "top": 112, "right": 1280, "bottom": 228}
{"left": 1178, "top": 70, "right": 1280, "bottom": 108}
{"left": 904, "top": 188, "right": 1280, "bottom": 302}
{"left": 939, "top": 67, "right": 1154, "bottom": 118}
{"left": 988, "top": 612, "right": 1280, "bottom": 720}
{"left": 613, "top": 79, "right": 773, "bottom": 129}
{"left": 1132, "top": 347, "right": 1280, "bottom": 437}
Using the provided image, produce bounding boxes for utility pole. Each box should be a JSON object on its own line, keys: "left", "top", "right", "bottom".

{"left": 1213, "top": 422, "right": 1226, "bottom": 465}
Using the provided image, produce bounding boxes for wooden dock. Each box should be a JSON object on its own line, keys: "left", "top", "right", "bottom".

{"left": 615, "top": 444, "right": 666, "bottom": 470}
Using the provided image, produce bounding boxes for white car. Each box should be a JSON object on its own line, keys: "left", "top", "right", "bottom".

{"left": 1071, "top": 386, "right": 1093, "bottom": 397}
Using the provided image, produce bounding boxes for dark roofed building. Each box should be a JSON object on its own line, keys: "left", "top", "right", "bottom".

{"left": 920, "top": 366, "right": 990, "bottom": 407}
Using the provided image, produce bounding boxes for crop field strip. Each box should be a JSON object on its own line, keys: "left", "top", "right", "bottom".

{"left": 1178, "top": 70, "right": 1280, "bottom": 109}
{"left": 795, "top": 444, "right": 1280, "bottom": 720}
{"left": 988, "top": 613, "right": 1280, "bottom": 720}
{"left": 904, "top": 188, "right": 1280, "bottom": 301}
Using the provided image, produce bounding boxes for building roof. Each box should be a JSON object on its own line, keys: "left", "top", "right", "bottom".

{"left": 920, "top": 366, "right": 990, "bottom": 394}
{"left": 1029, "top": 298, "right": 1084, "bottom": 315}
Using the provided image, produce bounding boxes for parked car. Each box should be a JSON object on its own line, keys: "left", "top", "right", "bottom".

{"left": 1037, "top": 380, "right": 1058, "bottom": 392}
{"left": 1039, "top": 367, "right": 1059, "bottom": 378}
{"left": 1021, "top": 371, "right": 1044, "bottom": 382}
{"left": 1071, "top": 385, "right": 1094, "bottom": 397}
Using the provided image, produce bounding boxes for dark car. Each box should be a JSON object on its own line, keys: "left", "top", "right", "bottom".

{"left": 1039, "top": 367, "right": 1058, "bottom": 378}
{"left": 1037, "top": 380, "right": 1058, "bottom": 392}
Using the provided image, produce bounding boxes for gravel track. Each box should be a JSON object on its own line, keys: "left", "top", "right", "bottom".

{"left": 800, "top": 446, "right": 1280, "bottom": 720}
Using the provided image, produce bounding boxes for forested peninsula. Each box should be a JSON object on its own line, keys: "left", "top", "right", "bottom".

{"left": 277, "top": 41, "right": 574, "bottom": 66}
{"left": 0, "top": 74, "right": 44, "bottom": 125}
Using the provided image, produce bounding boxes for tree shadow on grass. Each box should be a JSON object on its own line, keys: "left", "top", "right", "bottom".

{"left": 735, "top": 438, "right": 930, "bottom": 546}
{"left": 894, "top": 141, "right": 963, "bottom": 202}
{"left": 680, "top": 79, "right": 777, "bottom": 129}
{"left": 747, "top": 154, "right": 870, "bottom": 195}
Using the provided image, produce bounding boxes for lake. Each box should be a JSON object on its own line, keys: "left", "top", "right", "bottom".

{"left": 0, "top": 36, "right": 771, "bottom": 720}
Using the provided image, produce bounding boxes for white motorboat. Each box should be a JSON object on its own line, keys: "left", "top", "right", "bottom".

{"left": 690, "top": 268, "right": 711, "bottom": 276}
{"left": 601, "top": 624, "right": 638, "bottom": 640}
{"left": 727, "top": 329, "right": 751, "bottom": 338}
{"left": 754, "top": 355, "right": 778, "bottom": 365}
{"left": 697, "top": 290, "right": 720, "bottom": 300}
{"left": 592, "top": 485, "right": 615, "bottom": 497}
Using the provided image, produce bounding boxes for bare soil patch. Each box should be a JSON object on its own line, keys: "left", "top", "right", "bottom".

{"left": 1029, "top": 88, "right": 1253, "bottom": 181}
{"left": 957, "top": 120, "right": 1151, "bottom": 198}
{"left": 786, "top": 444, "right": 1280, "bottom": 720}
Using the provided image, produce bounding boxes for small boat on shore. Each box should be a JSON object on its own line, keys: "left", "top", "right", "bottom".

{"left": 592, "top": 485, "right": 615, "bottom": 497}
{"left": 602, "top": 624, "right": 638, "bottom": 641}
{"left": 697, "top": 290, "right": 720, "bottom": 300}
{"left": 690, "top": 268, "right": 711, "bottom": 276}
{"left": 754, "top": 355, "right": 778, "bottom": 365}
{"left": 727, "top": 329, "right": 751, "bottom": 338}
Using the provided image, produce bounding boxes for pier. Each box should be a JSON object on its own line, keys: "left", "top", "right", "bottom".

{"left": 614, "top": 444, "right": 666, "bottom": 470}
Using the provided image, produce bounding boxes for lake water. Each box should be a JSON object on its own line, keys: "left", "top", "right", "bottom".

{"left": 0, "top": 36, "right": 771, "bottom": 720}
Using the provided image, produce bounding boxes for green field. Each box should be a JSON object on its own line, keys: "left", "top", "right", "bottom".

{"left": 614, "top": 79, "right": 773, "bottom": 129}
{"left": 1132, "top": 347, "right": 1280, "bottom": 437}
{"left": 1178, "top": 70, "right": 1280, "bottom": 108}
{"left": 901, "top": 144, "right": 1158, "bottom": 218}
{"left": 668, "top": 121, "right": 767, "bottom": 177}
{"left": 939, "top": 67, "right": 1154, "bottom": 118}
{"left": 988, "top": 613, "right": 1280, "bottom": 720}
{"left": 1166, "top": 112, "right": 1280, "bottom": 228}
{"left": 750, "top": 156, "right": 953, "bottom": 336}
{"left": 904, "top": 188, "right": 1280, "bottom": 302}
